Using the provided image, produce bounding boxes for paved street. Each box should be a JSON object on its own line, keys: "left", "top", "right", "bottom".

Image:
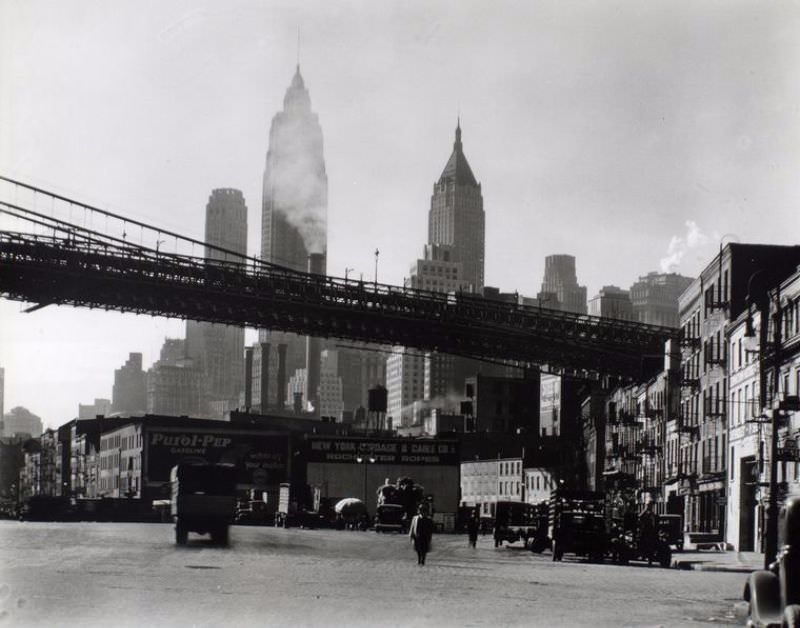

{"left": 0, "top": 521, "right": 745, "bottom": 628}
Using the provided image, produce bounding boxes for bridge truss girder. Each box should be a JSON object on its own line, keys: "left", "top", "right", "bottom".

{"left": 0, "top": 233, "right": 676, "bottom": 380}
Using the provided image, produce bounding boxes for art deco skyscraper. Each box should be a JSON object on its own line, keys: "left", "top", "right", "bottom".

{"left": 540, "top": 254, "right": 588, "bottom": 314}
{"left": 428, "top": 121, "right": 485, "bottom": 292}
{"left": 186, "top": 188, "right": 247, "bottom": 417}
{"left": 259, "top": 65, "right": 328, "bottom": 412}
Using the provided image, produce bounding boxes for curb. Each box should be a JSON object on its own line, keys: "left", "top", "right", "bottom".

{"left": 673, "top": 560, "right": 756, "bottom": 574}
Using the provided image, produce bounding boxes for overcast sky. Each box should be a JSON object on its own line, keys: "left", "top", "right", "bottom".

{"left": 1, "top": 0, "right": 799, "bottom": 429}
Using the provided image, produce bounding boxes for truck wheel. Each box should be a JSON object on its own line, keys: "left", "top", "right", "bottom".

{"left": 658, "top": 546, "right": 672, "bottom": 568}
{"left": 175, "top": 523, "right": 188, "bottom": 545}
{"left": 783, "top": 604, "right": 800, "bottom": 628}
{"left": 210, "top": 526, "right": 229, "bottom": 546}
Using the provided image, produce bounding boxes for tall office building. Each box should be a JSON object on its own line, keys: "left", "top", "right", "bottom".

{"left": 336, "top": 344, "right": 387, "bottom": 421}
{"left": 1, "top": 406, "right": 42, "bottom": 438}
{"left": 588, "top": 286, "right": 634, "bottom": 321}
{"left": 260, "top": 65, "right": 328, "bottom": 414}
{"left": 629, "top": 272, "right": 694, "bottom": 328}
{"left": 540, "top": 255, "right": 588, "bottom": 314}
{"left": 78, "top": 399, "right": 111, "bottom": 419}
{"left": 404, "top": 244, "right": 473, "bottom": 406}
{"left": 428, "top": 121, "right": 485, "bottom": 293}
{"left": 386, "top": 347, "right": 425, "bottom": 428}
{"left": 146, "top": 339, "right": 201, "bottom": 417}
{"left": 111, "top": 353, "right": 146, "bottom": 415}
{"left": 186, "top": 188, "right": 248, "bottom": 417}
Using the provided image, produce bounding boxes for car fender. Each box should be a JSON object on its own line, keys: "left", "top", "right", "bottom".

{"left": 744, "top": 570, "right": 782, "bottom": 628}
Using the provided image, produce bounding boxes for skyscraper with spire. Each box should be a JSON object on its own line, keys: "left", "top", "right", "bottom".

{"left": 428, "top": 121, "right": 485, "bottom": 292}
{"left": 259, "top": 65, "right": 328, "bottom": 413}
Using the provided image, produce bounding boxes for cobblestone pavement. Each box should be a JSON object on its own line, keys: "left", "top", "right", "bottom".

{"left": 0, "top": 521, "right": 747, "bottom": 627}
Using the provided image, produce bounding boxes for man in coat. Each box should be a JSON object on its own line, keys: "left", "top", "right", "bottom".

{"left": 409, "top": 507, "right": 434, "bottom": 565}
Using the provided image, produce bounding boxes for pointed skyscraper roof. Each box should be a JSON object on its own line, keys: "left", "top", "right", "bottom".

{"left": 283, "top": 65, "right": 311, "bottom": 112}
{"left": 438, "top": 119, "right": 478, "bottom": 187}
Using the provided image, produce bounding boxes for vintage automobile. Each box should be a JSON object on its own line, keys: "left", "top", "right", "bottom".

{"left": 549, "top": 489, "right": 607, "bottom": 562}
{"left": 743, "top": 496, "right": 800, "bottom": 627}
{"left": 608, "top": 519, "right": 672, "bottom": 568}
{"left": 374, "top": 503, "right": 406, "bottom": 533}
{"left": 658, "top": 514, "right": 684, "bottom": 552}
{"left": 551, "top": 511, "right": 608, "bottom": 562}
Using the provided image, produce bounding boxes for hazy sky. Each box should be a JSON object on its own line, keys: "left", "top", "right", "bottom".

{"left": 2, "top": 0, "right": 799, "bottom": 429}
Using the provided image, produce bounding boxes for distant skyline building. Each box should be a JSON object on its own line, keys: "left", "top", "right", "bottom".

{"left": 146, "top": 339, "right": 201, "bottom": 418}
{"left": 540, "top": 254, "right": 588, "bottom": 314}
{"left": 0, "top": 367, "right": 4, "bottom": 426}
{"left": 405, "top": 244, "right": 474, "bottom": 413}
{"left": 588, "top": 285, "right": 634, "bottom": 321}
{"left": 318, "top": 350, "right": 344, "bottom": 421}
{"left": 186, "top": 188, "right": 248, "bottom": 417}
{"left": 78, "top": 398, "right": 111, "bottom": 419}
{"left": 335, "top": 344, "right": 387, "bottom": 421}
{"left": 260, "top": 65, "right": 328, "bottom": 414}
{"left": 629, "top": 272, "right": 694, "bottom": 328}
{"left": 111, "top": 353, "right": 146, "bottom": 415}
{"left": 386, "top": 347, "right": 425, "bottom": 428}
{"left": 1, "top": 406, "right": 42, "bottom": 439}
{"left": 428, "top": 121, "right": 485, "bottom": 293}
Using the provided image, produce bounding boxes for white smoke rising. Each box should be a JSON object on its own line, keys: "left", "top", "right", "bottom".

{"left": 659, "top": 220, "right": 715, "bottom": 273}
{"left": 270, "top": 114, "right": 328, "bottom": 255}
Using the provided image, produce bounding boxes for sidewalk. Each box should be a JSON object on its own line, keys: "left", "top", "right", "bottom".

{"left": 672, "top": 549, "right": 763, "bottom": 573}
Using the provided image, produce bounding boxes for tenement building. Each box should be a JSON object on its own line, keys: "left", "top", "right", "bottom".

{"left": 725, "top": 259, "right": 800, "bottom": 551}
{"left": 676, "top": 244, "right": 800, "bottom": 541}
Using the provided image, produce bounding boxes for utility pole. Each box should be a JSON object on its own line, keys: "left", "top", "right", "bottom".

{"left": 764, "top": 285, "right": 783, "bottom": 568}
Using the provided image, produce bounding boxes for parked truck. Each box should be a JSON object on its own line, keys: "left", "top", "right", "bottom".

{"left": 374, "top": 477, "right": 426, "bottom": 533}
{"left": 170, "top": 462, "right": 237, "bottom": 546}
{"left": 275, "top": 483, "right": 330, "bottom": 528}
{"left": 548, "top": 489, "right": 607, "bottom": 562}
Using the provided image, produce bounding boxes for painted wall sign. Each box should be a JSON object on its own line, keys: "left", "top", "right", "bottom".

{"left": 147, "top": 430, "right": 289, "bottom": 484}
{"left": 305, "top": 437, "right": 459, "bottom": 465}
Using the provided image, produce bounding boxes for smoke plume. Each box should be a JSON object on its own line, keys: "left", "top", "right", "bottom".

{"left": 659, "top": 220, "right": 715, "bottom": 273}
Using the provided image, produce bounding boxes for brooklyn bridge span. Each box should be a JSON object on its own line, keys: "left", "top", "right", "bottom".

{"left": 0, "top": 175, "right": 677, "bottom": 380}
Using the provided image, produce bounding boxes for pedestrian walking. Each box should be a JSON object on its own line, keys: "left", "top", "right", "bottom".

{"left": 638, "top": 502, "right": 658, "bottom": 565}
{"left": 493, "top": 520, "right": 503, "bottom": 548}
{"left": 466, "top": 512, "right": 479, "bottom": 548}
{"left": 409, "top": 507, "right": 434, "bottom": 565}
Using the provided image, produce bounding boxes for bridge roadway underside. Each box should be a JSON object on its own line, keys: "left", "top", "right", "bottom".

{"left": 0, "top": 234, "right": 676, "bottom": 379}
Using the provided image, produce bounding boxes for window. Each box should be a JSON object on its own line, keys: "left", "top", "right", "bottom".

{"left": 744, "top": 385, "right": 750, "bottom": 419}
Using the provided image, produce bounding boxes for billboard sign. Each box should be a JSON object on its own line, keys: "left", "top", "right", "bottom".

{"left": 146, "top": 429, "right": 289, "bottom": 485}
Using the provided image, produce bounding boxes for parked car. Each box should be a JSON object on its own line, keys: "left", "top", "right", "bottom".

{"left": 608, "top": 519, "right": 672, "bottom": 568}
{"left": 743, "top": 496, "right": 800, "bottom": 627}
{"left": 658, "top": 514, "right": 684, "bottom": 552}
